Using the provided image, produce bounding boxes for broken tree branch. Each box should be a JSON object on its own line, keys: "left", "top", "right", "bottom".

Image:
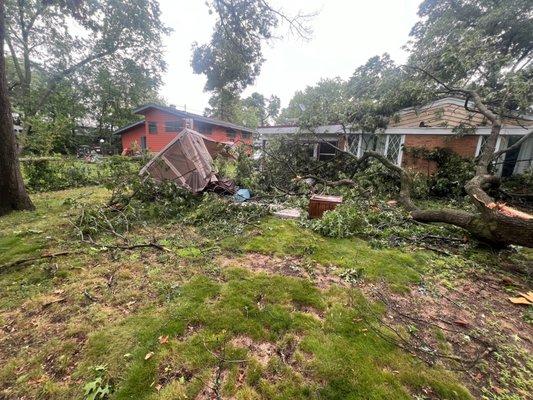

{"left": 491, "top": 129, "right": 533, "bottom": 162}
{"left": 0, "top": 241, "right": 170, "bottom": 272}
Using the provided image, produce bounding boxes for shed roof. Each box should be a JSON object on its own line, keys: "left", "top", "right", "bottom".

{"left": 140, "top": 128, "right": 231, "bottom": 193}
{"left": 113, "top": 120, "right": 144, "bottom": 135}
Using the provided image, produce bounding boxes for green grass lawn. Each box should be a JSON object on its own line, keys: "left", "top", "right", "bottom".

{"left": 3, "top": 187, "right": 529, "bottom": 399}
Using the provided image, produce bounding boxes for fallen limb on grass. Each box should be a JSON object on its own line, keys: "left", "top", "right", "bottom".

{"left": 0, "top": 241, "right": 170, "bottom": 272}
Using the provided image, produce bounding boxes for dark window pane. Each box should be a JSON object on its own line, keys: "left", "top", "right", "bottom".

{"left": 318, "top": 141, "right": 337, "bottom": 161}
{"left": 227, "top": 129, "right": 237, "bottom": 138}
{"left": 148, "top": 122, "right": 157, "bottom": 134}
{"left": 165, "top": 120, "right": 182, "bottom": 132}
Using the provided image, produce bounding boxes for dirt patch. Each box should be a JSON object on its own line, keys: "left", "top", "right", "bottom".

{"left": 178, "top": 322, "right": 203, "bottom": 340}
{"left": 218, "top": 253, "right": 346, "bottom": 289}
{"left": 292, "top": 304, "right": 325, "bottom": 321}
{"left": 362, "top": 272, "right": 533, "bottom": 399}
{"left": 157, "top": 364, "right": 194, "bottom": 389}
{"left": 230, "top": 335, "right": 277, "bottom": 367}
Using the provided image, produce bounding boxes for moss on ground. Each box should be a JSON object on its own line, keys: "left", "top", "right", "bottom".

{"left": 2, "top": 187, "right": 512, "bottom": 400}
{"left": 222, "top": 218, "right": 426, "bottom": 288}
{"left": 71, "top": 271, "right": 470, "bottom": 400}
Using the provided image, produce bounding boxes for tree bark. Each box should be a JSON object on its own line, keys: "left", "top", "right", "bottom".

{"left": 0, "top": 0, "right": 34, "bottom": 216}
{"left": 358, "top": 149, "right": 533, "bottom": 247}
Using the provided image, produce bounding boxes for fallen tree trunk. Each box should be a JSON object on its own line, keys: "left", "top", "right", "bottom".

{"left": 360, "top": 151, "right": 533, "bottom": 248}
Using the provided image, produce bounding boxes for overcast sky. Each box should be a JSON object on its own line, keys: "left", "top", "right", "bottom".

{"left": 158, "top": 0, "right": 422, "bottom": 114}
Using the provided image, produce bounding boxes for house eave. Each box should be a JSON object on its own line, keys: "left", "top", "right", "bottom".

{"left": 133, "top": 104, "right": 257, "bottom": 134}
{"left": 113, "top": 120, "right": 145, "bottom": 135}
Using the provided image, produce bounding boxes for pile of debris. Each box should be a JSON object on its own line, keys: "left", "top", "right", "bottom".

{"left": 140, "top": 128, "right": 236, "bottom": 194}
{"left": 139, "top": 128, "right": 344, "bottom": 220}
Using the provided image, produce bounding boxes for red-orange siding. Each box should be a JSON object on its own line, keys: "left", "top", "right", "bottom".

{"left": 119, "top": 109, "right": 253, "bottom": 153}
{"left": 121, "top": 124, "right": 146, "bottom": 152}
{"left": 144, "top": 109, "right": 186, "bottom": 151}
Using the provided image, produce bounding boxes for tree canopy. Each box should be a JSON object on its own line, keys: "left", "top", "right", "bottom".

{"left": 407, "top": 0, "right": 532, "bottom": 115}
{"left": 193, "top": 0, "right": 312, "bottom": 122}
{"left": 5, "top": 0, "right": 169, "bottom": 154}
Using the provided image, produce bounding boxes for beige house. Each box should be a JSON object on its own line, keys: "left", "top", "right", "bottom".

{"left": 257, "top": 97, "right": 532, "bottom": 176}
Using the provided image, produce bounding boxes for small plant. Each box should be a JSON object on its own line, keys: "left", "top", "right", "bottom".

{"left": 307, "top": 204, "right": 369, "bottom": 238}
{"left": 83, "top": 365, "right": 112, "bottom": 400}
{"left": 339, "top": 267, "right": 365, "bottom": 284}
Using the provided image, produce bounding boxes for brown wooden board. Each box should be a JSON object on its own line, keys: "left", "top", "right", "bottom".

{"left": 308, "top": 195, "right": 343, "bottom": 219}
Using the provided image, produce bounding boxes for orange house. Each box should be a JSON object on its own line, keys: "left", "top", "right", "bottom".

{"left": 115, "top": 104, "right": 255, "bottom": 153}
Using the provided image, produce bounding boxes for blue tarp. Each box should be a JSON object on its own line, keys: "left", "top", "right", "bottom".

{"left": 234, "top": 188, "right": 251, "bottom": 202}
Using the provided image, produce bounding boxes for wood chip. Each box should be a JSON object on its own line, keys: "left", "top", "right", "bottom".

{"left": 509, "top": 297, "right": 532, "bottom": 305}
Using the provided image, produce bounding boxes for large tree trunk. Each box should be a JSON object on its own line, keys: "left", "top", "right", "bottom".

{"left": 0, "top": 0, "right": 34, "bottom": 216}
{"left": 412, "top": 207, "right": 533, "bottom": 248}
{"left": 323, "top": 147, "right": 533, "bottom": 248}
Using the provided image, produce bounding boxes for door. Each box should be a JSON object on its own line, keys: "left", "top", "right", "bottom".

{"left": 501, "top": 136, "right": 521, "bottom": 177}
{"left": 140, "top": 136, "right": 147, "bottom": 151}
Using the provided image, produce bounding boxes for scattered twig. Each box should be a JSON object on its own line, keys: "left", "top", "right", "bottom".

{"left": 83, "top": 290, "right": 97, "bottom": 302}
{"left": 42, "top": 297, "right": 67, "bottom": 308}
{"left": 0, "top": 241, "right": 170, "bottom": 272}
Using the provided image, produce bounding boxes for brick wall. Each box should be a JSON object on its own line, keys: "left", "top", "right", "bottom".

{"left": 402, "top": 134, "right": 479, "bottom": 175}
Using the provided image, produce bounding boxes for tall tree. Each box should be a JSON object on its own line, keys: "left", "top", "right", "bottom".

{"left": 242, "top": 92, "right": 280, "bottom": 126}
{"left": 298, "top": 1, "right": 533, "bottom": 247}
{"left": 5, "top": 0, "right": 168, "bottom": 129}
{"left": 192, "top": 0, "right": 312, "bottom": 121}
{"left": 278, "top": 55, "right": 426, "bottom": 131}
{"left": 0, "top": 0, "right": 33, "bottom": 215}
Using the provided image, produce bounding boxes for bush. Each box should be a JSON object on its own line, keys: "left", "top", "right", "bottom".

{"left": 234, "top": 145, "right": 255, "bottom": 187}
{"left": 22, "top": 156, "right": 145, "bottom": 193}
{"left": 501, "top": 171, "right": 533, "bottom": 194}
{"left": 23, "top": 158, "right": 99, "bottom": 192}
{"left": 404, "top": 147, "right": 475, "bottom": 198}
{"left": 306, "top": 203, "right": 369, "bottom": 238}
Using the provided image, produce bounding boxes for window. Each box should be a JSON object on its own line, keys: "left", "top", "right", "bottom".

{"left": 385, "top": 135, "right": 403, "bottom": 165}
{"left": 140, "top": 136, "right": 147, "bottom": 150}
{"left": 475, "top": 135, "right": 489, "bottom": 157}
{"left": 318, "top": 141, "right": 338, "bottom": 161}
{"left": 302, "top": 142, "right": 316, "bottom": 159}
{"left": 358, "top": 134, "right": 386, "bottom": 156}
{"left": 226, "top": 129, "right": 237, "bottom": 140}
{"left": 359, "top": 134, "right": 376, "bottom": 155}
{"left": 148, "top": 122, "right": 157, "bottom": 134}
{"left": 196, "top": 122, "right": 212, "bottom": 134}
{"left": 165, "top": 120, "right": 182, "bottom": 132}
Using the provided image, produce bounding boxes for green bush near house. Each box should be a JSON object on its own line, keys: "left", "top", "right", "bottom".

{"left": 21, "top": 156, "right": 144, "bottom": 193}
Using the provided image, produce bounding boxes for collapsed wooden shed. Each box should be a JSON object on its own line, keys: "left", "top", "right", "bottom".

{"left": 139, "top": 128, "right": 231, "bottom": 193}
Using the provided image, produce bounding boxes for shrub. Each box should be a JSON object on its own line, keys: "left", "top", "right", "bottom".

{"left": 501, "top": 170, "right": 533, "bottom": 194}
{"left": 23, "top": 158, "right": 99, "bottom": 192}
{"left": 307, "top": 203, "right": 369, "bottom": 238}
{"left": 22, "top": 156, "right": 145, "bottom": 193}
{"left": 404, "top": 147, "right": 475, "bottom": 198}
{"left": 234, "top": 145, "right": 255, "bottom": 187}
